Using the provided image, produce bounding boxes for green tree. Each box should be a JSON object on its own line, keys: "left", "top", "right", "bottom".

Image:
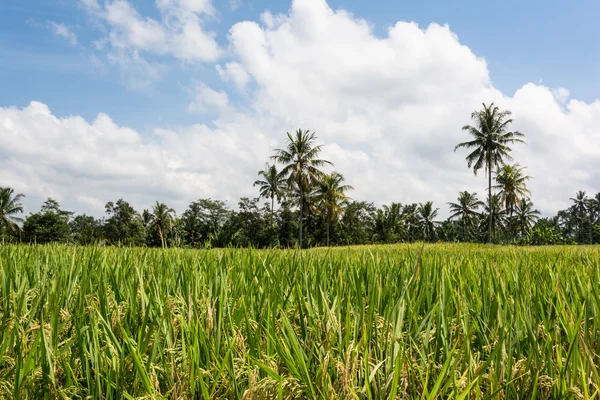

{"left": 314, "top": 172, "right": 353, "bottom": 246}
{"left": 70, "top": 214, "right": 103, "bottom": 245}
{"left": 372, "top": 203, "right": 405, "bottom": 243}
{"left": 481, "top": 194, "right": 507, "bottom": 242}
{"left": 418, "top": 201, "right": 439, "bottom": 242}
{"left": 448, "top": 191, "right": 484, "bottom": 241}
{"left": 103, "top": 199, "right": 146, "bottom": 246}
{"left": 514, "top": 198, "right": 540, "bottom": 237}
{"left": 150, "top": 202, "right": 175, "bottom": 248}
{"left": 570, "top": 191, "right": 590, "bottom": 243}
{"left": 340, "top": 201, "right": 376, "bottom": 245}
{"left": 254, "top": 164, "right": 287, "bottom": 218}
{"left": 181, "top": 199, "right": 231, "bottom": 247}
{"left": 494, "top": 164, "right": 531, "bottom": 237}
{"left": 272, "top": 129, "right": 332, "bottom": 248}
{"left": 455, "top": 103, "right": 525, "bottom": 243}
{"left": 23, "top": 198, "right": 71, "bottom": 244}
{"left": 0, "top": 187, "right": 25, "bottom": 238}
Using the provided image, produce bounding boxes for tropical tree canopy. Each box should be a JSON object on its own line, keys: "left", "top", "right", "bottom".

{"left": 271, "top": 129, "right": 332, "bottom": 248}
{"left": 455, "top": 102, "right": 525, "bottom": 243}
{"left": 0, "top": 187, "right": 25, "bottom": 234}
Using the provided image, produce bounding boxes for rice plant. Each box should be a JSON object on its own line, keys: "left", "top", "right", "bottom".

{"left": 0, "top": 243, "right": 599, "bottom": 398}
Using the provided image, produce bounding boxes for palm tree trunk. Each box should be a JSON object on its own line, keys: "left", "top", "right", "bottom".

{"left": 298, "top": 190, "right": 303, "bottom": 248}
{"left": 271, "top": 195, "right": 275, "bottom": 220}
{"left": 326, "top": 209, "right": 330, "bottom": 247}
{"left": 488, "top": 161, "right": 492, "bottom": 244}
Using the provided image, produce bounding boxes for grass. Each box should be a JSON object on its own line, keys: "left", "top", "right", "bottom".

{"left": 1, "top": 243, "right": 599, "bottom": 399}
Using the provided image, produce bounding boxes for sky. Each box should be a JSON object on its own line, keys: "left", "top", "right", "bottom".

{"left": 0, "top": 0, "right": 599, "bottom": 218}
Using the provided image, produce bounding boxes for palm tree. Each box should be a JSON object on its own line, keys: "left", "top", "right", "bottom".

{"left": 590, "top": 193, "right": 600, "bottom": 225}
{"left": 372, "top": 203, "right": 405, "bottom": 243}
{"left": 272, "top": 129, "right": 332, "bottom": 248}
{"left": 494, "top": 164, "right": 531, "bottom": 216}
{"left": 0, "top": 187, "right": 25, "bottom": 235}
{"left": 455, "top": 103, "right": 525, "bottom": 243}
{"left": 314, "top": 172, "right": 353, "bottom": 246}
{"left": 142, "top": 209, "right": 153, "bottom": 228}
{"left": 481, "top": 194, "right": 507, "bottom": 241}
{"left": 151, "top": 201, "right": 175, "bottom": 248}
{"left": 494, "top": 164, "right": 531, "bottom": 237}
{"left": 418, "top": 201, "right": 439, "bottom": 242}
{"left": 514, "top": 198, "right": 540, "bottom": 237}
{"left": 570, "top": 191, "right": 590, "bottom": 243}
{"left": 448, "top": 191, "right": 484, "bottom": 241}
{"left": 254, "top": 163, "right": 287, "bottom": 217}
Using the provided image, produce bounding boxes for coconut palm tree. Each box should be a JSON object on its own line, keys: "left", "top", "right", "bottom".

{"left": 494, "top": 164, "right": 531, "bottom": 237}
{"left": 372, "top": 203, "right": 405, "bottom": 243}
{"left": 272, "top": 129, "right": 332, "bottom": 248}
{"left": 314, "top": 172, "right": 353, "bottom": 246}
{"left": 481, "top": 194, "right": 507, "bottom": 241}
{"left": 455, "top": 103, "right": 525, "bottom": 243}
{"left": 514, "top": 198, "right": 540, "bottom": 237}
{"left": 0, "top": 187, "right": 25, "bottom": 235}
{"left": 418, "top": 201, "right": 439, "bottom": 242}
{"left": 254, "top": 163, "right": 287, "bottom": 217}
{"left": 151, "top": 201, "right": 175, "bottom": 248}
{"left": 448, "top": 191, "right": 484, "bottom": 241}
{"left": 590, "top": 193, "right": 600, "bottom": 225}
{"left": 570, "top": 191, "right": 590, "bottom": 243}
{"left": 494, "top": 164, "right": 531, "bottom": 216}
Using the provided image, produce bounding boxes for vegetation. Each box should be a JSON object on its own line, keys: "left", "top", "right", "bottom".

{"left": 2, "top": 104, "right": 600, "bottom": 248}
{"left": 1, "top": 243, "right": 599, "bottom": 398}
{"left": 454, "top": 103, "right": 525, "bottom": 243}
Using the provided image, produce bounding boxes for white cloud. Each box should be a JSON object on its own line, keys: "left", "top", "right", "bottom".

{"left": 49, "top": 22, "right": 78, "bottom": 45}
{"left": 216, "top": 62, "right": 250, "bottom": 89}
{"left": 188, "top": 84, "right": 230, "bottom": 113}
{"left": 0, "top": 101, "right": 271, "bottom": 214}
{"left": 84, "top": 0, "right": 221, "bottom": 72}
{"left": 552, "top": 87, "right": 570, "bottom": 104}
{"left": 3, "top": 0, "right": 600, "bottom": 218}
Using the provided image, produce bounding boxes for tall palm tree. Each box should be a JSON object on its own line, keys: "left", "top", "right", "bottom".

{"left": 570, "top": 191, "right": 590, "bottom": 243}
{"left": 272, "top": 129, "right": 332, "bottom": 248}
{"left": 448, "top": 191, "right": 484, "bottom": 241}
{"left": 314, "top": 172, "right": 353, "bottom": 246}
{"left": 0, "top": 187, "right": 25, "bottom": 234}
{"left": 455, "top": 103, "right": 525, "bottom": 243}
{"left": 254, "top": 163, "right": 287, "bottom": 217}
{"left": 418, "top": 201, "right": 439, "bottom": 242}
{"left": 151, "top": 201, "right": 175, "bottom": 248}
{"left": 514, "top": 198, "right": 540, "bottom": 237}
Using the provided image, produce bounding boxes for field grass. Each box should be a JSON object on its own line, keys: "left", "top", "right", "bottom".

{"left": 1, "top": 243, "right": 600, "bottom": 399}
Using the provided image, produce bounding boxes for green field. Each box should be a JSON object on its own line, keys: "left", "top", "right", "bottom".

{"left": 1, "top": 244, "right": 599, "bottom": 399}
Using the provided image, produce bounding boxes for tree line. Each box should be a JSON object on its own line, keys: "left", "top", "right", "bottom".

{"left": 1, "top": 103, "right": 599, "bottom": 247}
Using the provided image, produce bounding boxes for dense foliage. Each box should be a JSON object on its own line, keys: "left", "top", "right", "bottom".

{"left": 1, "top": 244, "right": 599, "bottom": 398}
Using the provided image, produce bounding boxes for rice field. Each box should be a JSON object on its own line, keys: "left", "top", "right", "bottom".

{"left": 1, "top": 244, "right": 599, "bottom": 399}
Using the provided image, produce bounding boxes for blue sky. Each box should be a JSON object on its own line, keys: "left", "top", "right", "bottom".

{"left": 1, "top": 0, "right": 598, "bottom": 130}
{"left": 1, "top": 0, "right": 599, "bottom": 216}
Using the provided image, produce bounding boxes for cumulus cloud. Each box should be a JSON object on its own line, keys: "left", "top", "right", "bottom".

{"left": 0, "top": 101, "right": 271, "bottom": 214}
{"left": 188, "top": 84, "right": 230, "bottom": 113}
{"left": 48, "top": 22, "right": 78, "bottom": 45}
{"left": 82, "top": 0, "right": 221, "bottom": 84}
{"left": 2, "top": 0, "right": 600, "bottom": 217}
{"left": 216, "top": 62, "right": 250, "bottom": 90}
